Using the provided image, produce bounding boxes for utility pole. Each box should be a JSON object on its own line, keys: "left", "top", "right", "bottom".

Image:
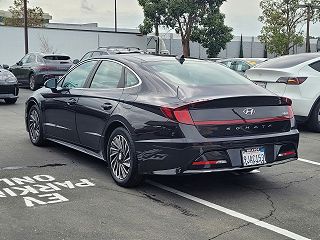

{"left": 23, "top": 0, "right": 29, "bottom": 54}
{"left": 114, "top": 0, "right": 117, "bottom": 32}
{"left": 298, "top": 3, "right": 320, "bottom": 53}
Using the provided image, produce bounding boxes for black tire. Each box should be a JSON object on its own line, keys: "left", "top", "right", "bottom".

{"left": 27, "top": 104, "right": 46, "bottom": 146}
{"left": 4, "top": 98, "right": 17, "bottom": 104}
{"left": 308, "top": 101, "right": 320, "bottom": 132}
{"left": 29, "top": 74, "right": 38, "bottom": 91}
{"left": 107, "top": 127, "right": 143, "bottom": 187}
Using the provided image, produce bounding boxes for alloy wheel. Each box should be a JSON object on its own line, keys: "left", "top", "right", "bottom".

{"left": 29, "top": 109, "right": 40, "bottom": 143}
{"left": 29, "top": 75, "right": 35, "bottom": 90}
{"left": 109, "top": 135, "right": 131, "bottom": 181}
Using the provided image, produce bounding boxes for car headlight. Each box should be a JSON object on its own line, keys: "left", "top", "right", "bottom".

{"left": 0, "top": 71, "right": 17, "bottom": 84}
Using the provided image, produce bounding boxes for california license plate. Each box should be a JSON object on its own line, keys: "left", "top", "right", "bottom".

{"left": 242, "top": 147, "right": 266, "bottom": 167}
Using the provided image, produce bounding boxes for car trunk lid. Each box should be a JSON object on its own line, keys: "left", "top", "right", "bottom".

{"left": 245, "top": 68, "right": 293, "bottom": 96}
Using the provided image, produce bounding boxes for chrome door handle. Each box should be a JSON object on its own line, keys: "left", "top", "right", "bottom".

{"left": 101, "top": 103, "right": 113, "bottom": 110}
{"left": 67, "top": 98, "right": 77, "bottom": 106}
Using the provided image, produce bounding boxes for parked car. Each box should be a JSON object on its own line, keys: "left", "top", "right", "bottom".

{"left": 25, "top": 54, "right": 299, "bottom": 187}
{"left": 218, "top": 58, "right": 268, "bottom": 75}
{"left": 9, "top": 53, "right": 73, "bottom": 91}
{"left": 246, "top": 53, "right": 320, "bottom": 132}
{"left": 0, "top": 66, "right": 19, "bottom": 104}
{"left": 74, "top": 46, "right": 144, "bottom": 64}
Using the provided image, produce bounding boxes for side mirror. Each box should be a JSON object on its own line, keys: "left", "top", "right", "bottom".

{"left": 16, "top": 61, "right": 22, "bottom": 66}
{"left": 3, "top": 64, "right": 9, "bottom": 70}
{"left": 44, "top": 78, "right": 58, "bottom": 91}
{"left": 73, "top": 59, "right": 80, "bottom": 64}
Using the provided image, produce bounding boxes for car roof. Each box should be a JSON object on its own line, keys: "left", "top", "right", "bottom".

{"left": 93, "top": 54, "right": 185, "bottom": 64}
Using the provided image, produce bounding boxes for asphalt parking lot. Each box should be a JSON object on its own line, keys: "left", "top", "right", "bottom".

{"left": 1, "top": 89, "right": 320, "bottom": 240}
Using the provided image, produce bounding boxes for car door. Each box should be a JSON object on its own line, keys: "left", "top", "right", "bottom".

{"left": 20, "top": 53, "right": 36, "bottom": 82}
{"left": 76, "top": 60, "right": 125, "bottom": 151}
{"left": 10, "top": 54, "right": 30, "bottom": 82}
{"left": 42, "top": 60, "right": 98, "bottom": 144}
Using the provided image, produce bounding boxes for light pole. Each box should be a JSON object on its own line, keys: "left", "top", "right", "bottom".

{"left": 114, "top": 0, "right": 117, "bottom": 32}
{"left": 24, "top": 0, "right": 29, "bottom": 54}
{"left": 298, "top": 3, "right": 320, "bottom": 53}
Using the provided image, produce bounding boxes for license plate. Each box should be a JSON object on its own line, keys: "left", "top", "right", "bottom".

{"left": 255, "top": 82, "right": 267, "bottom": 88}
{"left": 241, "top": 147, "right": 266, "bottom": 167}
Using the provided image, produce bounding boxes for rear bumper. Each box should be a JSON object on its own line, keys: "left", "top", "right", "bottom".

{"left": 0, "top": 84, "right": 19, "bottom": 99}
{"left": 135, "top": 130, "right": 299, "bottom": 175}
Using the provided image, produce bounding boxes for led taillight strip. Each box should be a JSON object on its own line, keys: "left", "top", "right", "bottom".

{"left": 161, "top": 106, "right": 294, "bottom": 126}
{"left": 278, "top": 151, "right": 296, "bottom": 157}
{"left": 193, "top": 116, "right": 292, "bottom": 126}
{"left": 192, "top": 160, "right": 227, "bottom": 166}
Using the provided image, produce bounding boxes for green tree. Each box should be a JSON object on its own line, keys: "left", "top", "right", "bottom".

{"left": 138, "top": 0, "right": 167, "bottom": 36}
{"left": 138, "top": 0, "right": 232, "bottom": 57}
{"left": 4, "top": 0, "right": 44, "bottom": 27}
{"left": 191, "top": 9, "right": 233, "bottom": 58}
{"left": 259, "top": 0, "right": 320, "bottom": 56}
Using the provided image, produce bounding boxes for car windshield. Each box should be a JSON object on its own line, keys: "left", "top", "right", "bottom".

{"left": 257, "top": 54, "right": 320, "bottom": 68}
{"left": 145, "top": 60, "right": 252, "bottom": 86}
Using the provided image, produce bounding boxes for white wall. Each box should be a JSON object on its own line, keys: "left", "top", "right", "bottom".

{"left": 0, "top": 26, "right": 147, "bottom": 65}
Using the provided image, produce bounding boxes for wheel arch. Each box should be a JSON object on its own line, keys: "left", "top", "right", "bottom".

{"left": 101, "top": 116, "right": 135, "bottom": 159}
{"left": 307, "top": 95, "right": 320, "bottom": 119}
{"left": 25, "top": 98, "right": 39, "bottom": 131}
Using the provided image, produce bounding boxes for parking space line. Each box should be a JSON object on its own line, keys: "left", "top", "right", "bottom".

{"left": 148, "top": 180, "right": 310, "bottom": 240}
{"left": 298, "top": 158, "right": 320, "bottom": 166}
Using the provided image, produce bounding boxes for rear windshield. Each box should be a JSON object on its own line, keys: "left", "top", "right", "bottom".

{"left": 257, "top": 54, "right": 320, "bottom": 69}
{"left": 43, "top": 55, "right": 71, "bottom": 61}
{"left": 145, "top": 60, "right": 252, "bottom": 86}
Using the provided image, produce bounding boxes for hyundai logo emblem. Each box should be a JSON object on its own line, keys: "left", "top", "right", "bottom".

{"left": 243, "top": 108, "right": 255, "bottom": 115}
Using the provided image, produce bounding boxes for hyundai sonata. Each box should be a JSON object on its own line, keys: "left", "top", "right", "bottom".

{"left": 25, "top": 54, "right": 299, "bottom": 187}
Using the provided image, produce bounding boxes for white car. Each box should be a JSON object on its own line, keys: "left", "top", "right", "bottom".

{"left": 245, "top": 53, "right": 320, "bottom": 132}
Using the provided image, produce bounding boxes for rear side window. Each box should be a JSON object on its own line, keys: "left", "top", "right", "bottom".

{"left": 125, "top": 69, "right": 139, "bottom": 87}
{"left": 62, "top": 61, "right": 97, "bottom": 89}
{"left": 90, "top": 61, "right": 123, "bottom": 89}
{"left": 309, "top": 61, "right": 320, "bottom": 72}
{"left": 146, "top": 60, "right": 252, "bottom": 86}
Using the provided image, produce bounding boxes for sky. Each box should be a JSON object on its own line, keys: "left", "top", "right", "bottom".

{"left": 0, "top": 0, "right": 319, "bottom": 37}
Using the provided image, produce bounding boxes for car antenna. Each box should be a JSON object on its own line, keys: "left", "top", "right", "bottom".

{"left": 175, "top": 54, "right": 185, "bottom": 64}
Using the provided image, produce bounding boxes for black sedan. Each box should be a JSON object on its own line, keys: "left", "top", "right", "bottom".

{"left": 25, "top": 54, "right": 299, "bottom": 187}
{"left": 10, "top": 53, "right": 73, "bottom": 91}
{"left": 0, "top": 66, "right": 19, "bottom": 104}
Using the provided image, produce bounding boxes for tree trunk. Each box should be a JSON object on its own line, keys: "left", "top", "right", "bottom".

{"left": 182, "top": 38, "right": 190, "bottom": 57}
{"left": 155, "top": 22, "right": 159, "bottom": 37}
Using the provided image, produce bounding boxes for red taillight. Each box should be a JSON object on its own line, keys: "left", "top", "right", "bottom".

{"left": 174, "top": 107, "right": 194, "bottom": 125}
{"left": 277, "top": 77, "right": 307, "bottom": 85}
{"left": 278, "top": 150, "right": 296, "bottom": 157}
{"left": 160, "top": 107, "right": 175, "bottom": 121}
{"left": 192, "top": 160, "right": 227, "bottom": 166}
{"left": 287, "top": 105, "right": 294, "bottom": 119}
{"left": 281, "top": 97, "right": 292, "bottom": 106}
{"left": 161, "top": 106, "right": 194, "bottom": 125}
